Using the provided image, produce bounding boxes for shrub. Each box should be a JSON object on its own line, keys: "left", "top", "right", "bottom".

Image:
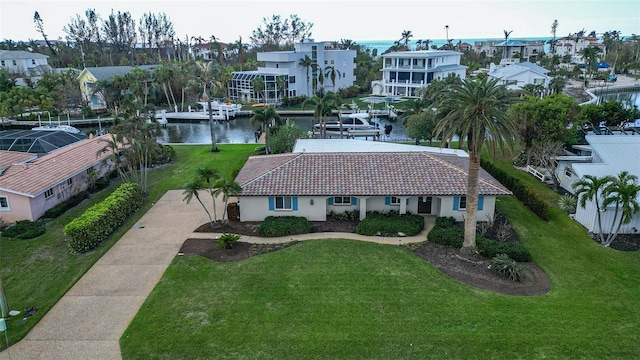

{"left": 217, "top": 233, "right": 240, "bottom": 249}
{"left": 330, "top": 210, "right": 360, "bottom": 221}
{"left": 434, "top": 216, "right": 457, "bottom": 229}
{"left": 65, "top": 182, "right": 143, "bottom": 253}
{"left": 1, "top": 220, "right": 45, "bottom": 239}
{"left": 491, "top": 253, "right": 533, "bottom": 282}
{"left": 557, "top": 194, "right": 577, "bottom": 214}
{"left": 477, "top": 236, "right": 532, "bottom": 262}
{"left": 43, "top": 191, "right": 90, "bottom": 218}
{"left": 427, "top": 226, "right": 464, "bottom": 247}
{"left": 356, "top": 212, "right": 424, "bottom": 236}
{"left": 257, "top": 216, "right": 312, "bottom": 237}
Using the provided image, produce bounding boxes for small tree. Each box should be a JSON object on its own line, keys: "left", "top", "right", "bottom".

{"left": 196, "top": 166, "right": 221, "bottom": 222}
{"left": 601, "top": 171, "right": 640, "bottom": 246}
{"left": 213, "top": 178, "right": 242, "bottom": 223}
{"left": 183, "top": 179, "right": 214, "bottom": 226}
{"left": 573, "top": 175, "right": 614, "bottom": 244}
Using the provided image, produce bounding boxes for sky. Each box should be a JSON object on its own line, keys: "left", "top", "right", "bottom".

{"left": 1, "top": 0, "right": 638, "bottom": 44}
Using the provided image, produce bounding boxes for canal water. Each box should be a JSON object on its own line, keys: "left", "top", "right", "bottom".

{"left": 155, "top": 115, "right": 409, "bottom": 144}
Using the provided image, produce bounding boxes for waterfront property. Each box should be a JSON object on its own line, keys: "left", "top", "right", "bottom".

{"left": 228, "top": 39, "right": 356, "bottom": 102}
{"left": 554, "top": 35, "right": 606, "bottom": 64}
{"left": 77, "top": 65, "right": 160, "bottom": 110}
{"left": 487, "top": 61, "right": 552, "bottom": 90}
{"left": 0, "top": 134, "right": 116, "bottom": 223}
{"left": 0, "top": 50, "right": 53, "bottom": 86}
{"left": 371, "top": 50, "right": 467, "bottom": 97}
{"left": 235, "top": 139, "right": 509, "bottom": 222}
{"left": 473, "top": 39, "right": 545, "bottom": 62}
{"left": 555, "top": 135, "right": 640, "bottom": 234}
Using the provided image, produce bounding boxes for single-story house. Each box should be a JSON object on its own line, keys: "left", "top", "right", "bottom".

{"left": 234, "top": 139, "right": 511, "bottom": 222}
{"left": 0, "top": 134, "right": 116, "bottom": 223}
{"left": 487, "top": 61, "right": 552, "bottom": 90}
{"left": 555, "top": 135, "right": 640, "bottom": 234}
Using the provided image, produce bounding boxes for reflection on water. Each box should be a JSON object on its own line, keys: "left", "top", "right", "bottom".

{"left": 599, "top": 91, "right": 640, "bottom": 109}
{"left": 155, "top": 116, "right": 409, "bottom": 144}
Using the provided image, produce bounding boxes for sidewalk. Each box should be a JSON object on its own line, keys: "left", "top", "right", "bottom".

{"left": 0, "top": 190, "right": 431, "bottom": 359}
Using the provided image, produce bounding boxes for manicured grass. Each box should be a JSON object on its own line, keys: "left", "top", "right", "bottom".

{"left": 0, "top": 144, "right": 255, "bottom": 348}
{"left": 120, "top": 158, "right": 640, "bottom": 358}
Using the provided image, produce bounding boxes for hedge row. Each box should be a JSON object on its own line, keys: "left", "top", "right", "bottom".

{"left": 1, "top": 220, "right": 45, "bottom": 239}
{"left": 481, "top": 158, "right": 549, "bottom": 220}
{"left": 257, "top": 216, "right": 312, "bottom": 237}
{"left": 427, "top": 217, "right": 532, "bottom": 262}
{"left": 64, "top": 183, "right": 143, "bottom": 253}
{"left": 356, "top": 212, "right": 424, "bottom": 236}
{"left": 44, "top": 191, "right": 90, "bottom": 219}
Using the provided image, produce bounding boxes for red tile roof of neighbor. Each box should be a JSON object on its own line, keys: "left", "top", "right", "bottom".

{"left": 235, "top": 152, "right": 510, "bottom": 197}
{"left": 0, "top": 151, "right": 37, "bottom": 171}
{"left": 0, "top": 134, "right": 115, "bottom": 197}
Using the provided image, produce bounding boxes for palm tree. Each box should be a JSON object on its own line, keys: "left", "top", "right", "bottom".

{"left": 434, "top": 76, "right": 518, "bottom": 255}
{"left": 573, "top": 174, "right": 614, "bottom": 244}
{"left": 324, "top": 65, "right": 342, "bottom": 91}
{"left": 275, "top": 75, "right": 288, "bottom": 104}
{"left": 400, "top": 30, "right": 413, "bottom": 50}
{"left": 299, "top": 55, "right": 313, "bottom": 96}
{"left": 503, "top": 30, "right": 513, "bottom": 60}
{"left": 183, "top": 179, "right": 214, "bottom": 226}
{"left": 601, "top": 172, "right": 640, "bottom": 246}
{"left": 303, "top": 92, "right": 341, "bottom": 138}
{"left": 252, "top": 75, "right": 265, "bottom": 103}
{"left": 196, "top": 166, "right": 221, "bottom": 222}
{"left": 213, "top": 177, "right": 242, "bottom": 222}
{"left": 97, "top": 133, "right": 129, "bottom": 183}
{"left": 250, "top": 106, "right": 282, "bottom": 153}
{"left": 580, "top": 46, "right": 602, "bottom": 81}
{"left": 196, "top": 61, "right": 219, "bottom": 152}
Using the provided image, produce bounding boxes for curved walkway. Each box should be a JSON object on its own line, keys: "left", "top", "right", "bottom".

{"left": 0, "top": 190, "right": 431, "bottom": 360}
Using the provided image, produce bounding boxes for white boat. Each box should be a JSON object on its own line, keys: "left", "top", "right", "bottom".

{"left": 314, "top": 116, "right": 392, "bottom": 138}
{"left": 156, "top": 102, "right": 241, "bottom": 122}
{"left": 32, "top": 114, "right": 81, "bottom": 134}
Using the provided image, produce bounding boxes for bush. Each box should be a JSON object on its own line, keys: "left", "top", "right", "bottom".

{"left": 257, "top": 216, "right": 312, "bottom": 237}
{"left": 434, "top": 216, "right": 457, "bottom": 229}
{"left": 1, "top": 220, "right": 45, "bottom": 239}
{"left": 329, "top": 210, "right": 360, "bottom": 221}
{"left": 491, "top": 253, "right": 533, "bottom": 282}
{"left": 481, "top": 158, "right": 549, "bottom": 220}
{"left": 427, "top": 226, "right": 464, "bottom": 247}
{"left": 65, "top": 183, "right": 143, "bottom": 253}
{"left": 217, "top": 233, "right": 240, "bottom": 249}
{"left": 43, "top": 191, "right": 90, "bottom": 218}
{"left": 356, "top": 212, "right": 424, "bottom": 236}
{"left": 557, "top": 194, "right": 577, "bottom": 214}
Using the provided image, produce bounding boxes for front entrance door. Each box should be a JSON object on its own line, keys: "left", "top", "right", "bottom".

{"left": 418, "top": 196, "right": 432, "bottom": 214}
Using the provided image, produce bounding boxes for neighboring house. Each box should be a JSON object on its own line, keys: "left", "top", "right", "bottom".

{"left": 192, "top": 42, "right": 228, "bottom": 61}
{"left": 371, "top": 50, "right": 467, "bottom": 97}
{"left": 0, "top": 129, "right": 87, "bottom": 154}
{"left": 473, "top": 39, "right": 545, "bottom": 61}
{"left": 555, "top": 135, "right": 640, "bottom": 234}
{"left": 234, "top": 139, "right": 510, "bottom": 222}
{"left": 0, "top": 134, "right": 117, "bottom": 223}
{"left": 0, "top": 50, "right": 52, "bottom": 86}
{"left": 77, "top": 65, "right": 160, "bottom": 110}
{"left": 228, "top": 39, "right": 356, "bottom": 102}
{"left": 554, "top": 35, "right": 606, "bottom": 63}
{"left": 487, "top": 61, "right": 552, "bottom": 90}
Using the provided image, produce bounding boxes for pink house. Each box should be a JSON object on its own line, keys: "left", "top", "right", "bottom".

{"left": 0, "top": 134, "right": 116, "bottom": 223}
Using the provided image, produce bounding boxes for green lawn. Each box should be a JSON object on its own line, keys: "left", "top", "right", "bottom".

{"left": 0, "top": 144, "right": 256, "bottom": 347}
{"left": 120, "top": 155, "right": 640, "bottom": 358}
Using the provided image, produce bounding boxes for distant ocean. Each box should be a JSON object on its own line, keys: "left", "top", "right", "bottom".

{"left": 358, "top": 37, "right": 553, "bottom": 55}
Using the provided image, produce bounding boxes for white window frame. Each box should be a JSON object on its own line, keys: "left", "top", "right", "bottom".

{"left": 275, "top": 196, "right": 292, "bottom": 210}
{"left": 0, "top": 196, "right": 9, "bottom": 211}
{"left": 459, "top": 196, "right": 467, "bottom": 210}
{"left": 334, "top": 196, "right": 351, "bottom": 206}
{"left": 44, "top": 188, "right": 54, "bottom": 199}
{"left": 390, "top": 197, "right": 401, "bottom": 205}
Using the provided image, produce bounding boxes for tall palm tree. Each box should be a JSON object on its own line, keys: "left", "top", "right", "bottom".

{"left": 252, "top": 75, "right": 265, "bottom": 103}
{"left": 601, "top": 171, "right": 640, "bottom": 246}
{"left": 196, "top": 166, "right": 221, "bottom": 222}
{"left": 324, "top": 65, "right": 342, "bottom": 91}
{"left": 503, "top": 30, "right": 513, "bottom": 60}
{"left": 434, "top": 76, "right": 518, "bottom": 255}
{"left": 250, "top": 106, "right": 282, "bottom": 153}
{"left": 400, "top": 30, "right": 413, "bottom": 50}
{"left": 299, "top": 55, "right": 313, "bottom": 96}
{"left": 275, "top": 75, "right": 288, "bottom": 104}
{"left": 196, "top": 61, "right": 219, "bottom": 152}
{"left": 580, "top": 46, "right": 602, "bottom": 81}
{"left": 303, "top": 92, "right": 341, "bottom": 138}
{"left": 213, "top": 177, "right": 242, "bottom": 222}
{"left": 183, "top": 179, "right": 214, "bottom": 226}
{"left": 573, "top": 174, "right": 614, "bottom": 244}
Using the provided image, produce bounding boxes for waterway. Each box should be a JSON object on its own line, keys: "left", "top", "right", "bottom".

{"left": 598, "top": 90, "right": 640, "bottom": 109}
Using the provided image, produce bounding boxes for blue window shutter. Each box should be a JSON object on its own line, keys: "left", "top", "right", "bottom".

{"left": 268, "top": 197, "right": 274, "bottom": 210}
{"left": 453, "top": 196, "right": 459, "bottom": 210}
{"left": 328, "top": 197, "right": 334, "bottom": 205}
{"left": 385, "top": 196, "right": 390, "bottom": 205}
{"left": 351, "top": 197, "right": 357, "bottom": 205}
{"left": 292, "top": 197, "right": 298, "bottom": 211}
{"left": 478, "top": 196, "right": 484, "bottom": 211}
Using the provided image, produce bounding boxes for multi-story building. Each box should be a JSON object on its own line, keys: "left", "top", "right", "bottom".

{"left": 473, "top": 39, "right": 545, "bottom": 61}
{"left": 0, "top": 50, "right": 52, "bottom": 86}
{"left": 554, "top": 35, "right": 606, "bottom": 63}
{"left": 372, "top": 50, "right": 467, "bottom": 97}
{"left": 228, "top": 40, "right": 356, "bottom": 103}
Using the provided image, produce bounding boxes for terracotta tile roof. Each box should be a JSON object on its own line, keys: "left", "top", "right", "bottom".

{"left": 0, "top": 134, "right": 116, "bottom": 197}
{"left": 0, "top": 151, "right": 36, "bottom": 172}
{"left": 236, "top": 152, "right": 510, "bottom": 197}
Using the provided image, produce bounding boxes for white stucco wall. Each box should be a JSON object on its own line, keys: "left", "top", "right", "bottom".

{"left": 576, "top": 199, "right": 640, "bottom": 234}
{"left": 438, "top": 196, "right": 497, "bottom": 222}
{"left": 239, "top": 196, "right": 327, "bottom": 221}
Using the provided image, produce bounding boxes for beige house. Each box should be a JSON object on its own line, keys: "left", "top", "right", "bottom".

{"left": 234, "top": 140, "right": 510, "bottom": 222}
{"left": 0, "top": 134, "right": 116, "bottom": 223}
